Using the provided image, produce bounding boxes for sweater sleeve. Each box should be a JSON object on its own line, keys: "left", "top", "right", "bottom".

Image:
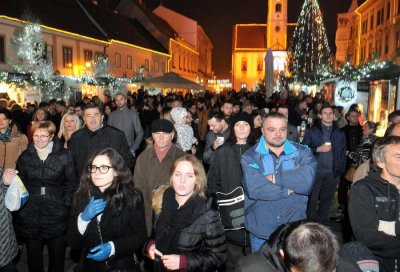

{"left": 349, "top": 183, "right": 400, "bottom": 258}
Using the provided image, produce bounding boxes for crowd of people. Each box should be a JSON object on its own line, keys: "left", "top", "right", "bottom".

{"left": 1, "top": 87, "right": 399, "bottom": 272}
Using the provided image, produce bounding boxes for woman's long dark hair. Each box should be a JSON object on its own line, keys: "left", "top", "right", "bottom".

{"left": 76, "top": 148, "right": 141, "bottom": 214}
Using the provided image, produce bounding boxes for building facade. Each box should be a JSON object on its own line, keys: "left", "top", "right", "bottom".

{"left": 231, "top": 0, "right": 295, "bottom": 91}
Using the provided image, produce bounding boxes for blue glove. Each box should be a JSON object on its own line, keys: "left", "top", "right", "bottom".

{"left": 81, "top": 196, "right": 106, "bottom": 222}
{"left": 86, "top": 242, "right": 112, "bottom": 262}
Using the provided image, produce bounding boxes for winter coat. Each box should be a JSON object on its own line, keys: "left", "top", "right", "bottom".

{"left": 302, "top": 124, "right": 347, "bottom": 177}
{"left": 241, "top": 137, "right": 316, "bottom": 240}
{"left": 207, "top": 143, "right": 250, "bottom": 246}
{"left": 67, "top": 186, "right": 147, "bottom": 272}
{"left": 0, "top": 184, "right": 18, "bottom": 267}
{"left": 68, "top": 125, "right": 135, "bottom": 176}
{"left": 349, "top": 170, "right": 400, "bottom": 272}
{"left": 133, "top": 145, "right": 185, "bottom": 236}
{"left": 15, "top": 138, "right": 77, "bottom": 239}
{"left": 107, "top": 106, "right": 144, "bottom": 154}
{"left": 0, "top": 125, "right": 28, "bottom": 169}
{"left": 151, "top": 193, "right": 226, "bottom": 272}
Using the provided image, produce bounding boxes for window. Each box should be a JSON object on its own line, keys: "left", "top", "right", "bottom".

{"left": 241, "top": 83, "right": 247, "bottom": 89}
{"left": 179, "top": 55, "right": 181, "bottom": 69}
{"left": 241, "top": 58, "right": 247, "bottom": 72}
{"left": 183, "top": 56, "right": 186, "bottom": 71}
{"left": 127, "top": 56, "right": 132, "bottom": 69}
{"left": 172, "top": 53, "right": 176, "bottom": 68}
{"left": 95, "top": 51, "right": 104, "bottom": 61}
{"left": 257, "top": 58, "right": 263, "bottom": 72}
{"left": 44, "top": 44, "right": 53, "bottom": 64}
{"left": 62, "top": 46, "right": 72, "bottom": 68}
{"left": 377, "top": 9, "right": 384, "bottom": 25}
{"left": 154, "top": 61, "right": 159, "bottom": 72}
{"left": 376, "top": 39, "right": 382, "bottom": 56}
{"left": 161, "top": 62, "right": 166, "bottom": 73}
{"left": 387, "top": 3, "right": 391, "bottom": 19}
{"left": 84, "top": 50, "right": 93, "bottom": 62}
{"left": 396, "top": 31, "right": 400, "bottom": 51}
{"left": 370, "top": 15, "right": 374, "bottom": 30}
{"left": 145, "top": 59, "right": 149, "bottom": 70}
{"left": 362, "top": 20, "right": 367, "bottom": 34}
{"left": 0, "top": 36, "right": 4, "bottom": 63}
{"left": 275, "top": 4, "right": 281, "bottom": 12}
{"left": 398, "top": 0, "right": 400, "bottom": 14}
{"left": 115, "top": 53, "right": 121, "bottom": 68}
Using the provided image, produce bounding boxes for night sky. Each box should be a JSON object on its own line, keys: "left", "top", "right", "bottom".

{"left": 150, "top": 0, "right": 365, "bottom": 78}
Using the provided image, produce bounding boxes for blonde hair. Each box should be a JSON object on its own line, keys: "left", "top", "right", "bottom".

{"left": 57, "top": 112, "right": 82, "bottom": 147}
{"left": 31, "top": 121, "right": 56, "bottom": 135}
{"left": 151, "top": 154, "right": 207, "bottom": 215}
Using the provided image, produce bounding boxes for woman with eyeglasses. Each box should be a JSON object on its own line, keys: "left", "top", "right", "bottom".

{"left": 67, "top": 148, "right": 146, "bottom": 272}
{"left": 15, "top": 121, "right": 76, "bottom": 272}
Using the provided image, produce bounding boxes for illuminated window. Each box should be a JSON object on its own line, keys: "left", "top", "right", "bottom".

{"left": 241, "top": 83, "right": 247, "bottom": 89}
{"left": 257, "top": 58, "right": 263, "bottom": 72}
{"left": 115, "top": 53, "right": 121, "bottom": 68}
{"left": 84, "top": 50, "right": 93, "bottom": 62}
{"left": 275, "top": 3, "right": 281, "bottom": 12}
{"left": 62, "top": 46, "right": 72, "bottom": 68}
{"left": 0, "top": 36, "right": 4, "bottom": 63}
{"left": 45, "top": 44, "right": 53, "bottom": 64}
{"left": 127, "top": 55, "right": 132, "bottom": 69}
{"left": 241, "top": 58, "right": 247, "bottom": 72}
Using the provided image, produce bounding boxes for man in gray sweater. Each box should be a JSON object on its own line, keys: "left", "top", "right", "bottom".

{"left": 108, "top": 92, "right": 144, "bottom": 157}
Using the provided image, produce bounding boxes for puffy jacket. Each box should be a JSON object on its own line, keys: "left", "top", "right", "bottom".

{"left": 241, "top": 137, "right": 316, "bottom": 239}
{"left": 349, "top": 171, "right": 400, "bottom": 272}
{"left": 302, "top": 124, "right": 346, "bottom": 177}
{"left": 15, "top": 138, "right": 77, "bottom": 239}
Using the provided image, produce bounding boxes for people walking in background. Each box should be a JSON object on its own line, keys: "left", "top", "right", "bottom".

{"left": 57, "top": 112, "right": 82, "bottom": 148}
{"left": 146, "top": 155, "right": 226, "bottom": 271}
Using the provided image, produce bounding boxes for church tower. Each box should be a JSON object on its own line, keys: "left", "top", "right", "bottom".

{"left": 267, "top": 0, "right": 288, "bottom": 50}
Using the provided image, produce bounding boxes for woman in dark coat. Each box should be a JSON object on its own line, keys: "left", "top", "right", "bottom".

{"left": 207, "top": 112, "right": 255, "bottom": 271}
{"left": 67, "top": 148, "right": 146, "bottom": 272}
{"left": 146, "top": 154, "right": 226, "bottom": 271}
{"left": 16, "top": 121, "right": 77, "bottom": 272}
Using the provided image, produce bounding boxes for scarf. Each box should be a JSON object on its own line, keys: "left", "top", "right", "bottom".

{"left": 35, "top": 141, "right": 54, "bottom": 161}
{"left": 0, "top": 126, "right": 12, "bottom": 142}
{"left": 154, "top": 187, "right": 204, "bottom": 271}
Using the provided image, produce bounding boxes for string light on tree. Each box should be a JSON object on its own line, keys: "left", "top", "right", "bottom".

{"left": 287, "top": 0, "right": 332, "bottom": 85}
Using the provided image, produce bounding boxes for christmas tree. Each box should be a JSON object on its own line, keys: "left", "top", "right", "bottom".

{"left": 287, "top": 0, "right": 332, "bottom": 85}
{"left": 9, "top": 11, "right": 53, "bottom": 80}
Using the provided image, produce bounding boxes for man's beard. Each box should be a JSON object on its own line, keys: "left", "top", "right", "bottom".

{"left": 266, "top": 138, "right": 285, "bottom": 148}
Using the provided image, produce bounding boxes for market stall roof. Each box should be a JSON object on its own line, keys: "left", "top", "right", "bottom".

{"left": 139, "top": 72, "right": 202, "bottom": 90}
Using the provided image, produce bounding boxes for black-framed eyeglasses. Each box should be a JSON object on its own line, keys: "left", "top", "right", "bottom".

{"left": 87, "top": 165, "right": 113, "bottom": 174}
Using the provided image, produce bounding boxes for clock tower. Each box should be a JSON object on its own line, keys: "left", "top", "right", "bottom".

{"left": 267, "top": 0, "right": 288, "bottom": 50}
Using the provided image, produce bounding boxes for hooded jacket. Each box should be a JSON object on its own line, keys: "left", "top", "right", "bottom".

{"left": 349, "top": 170, "right": 400, "bottom": 272}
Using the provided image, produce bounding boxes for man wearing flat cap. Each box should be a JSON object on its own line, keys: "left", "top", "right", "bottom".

{"left": 133, "top": 119, "right": 185, "bottom": 235}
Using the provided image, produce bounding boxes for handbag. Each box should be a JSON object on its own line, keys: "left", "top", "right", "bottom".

{"left": 4, "top": 175, "right": 29, "bottom": 211}
{"left": 215, "top": 186, "right": 245, "bottom": 231}
{"left": 344, "top": 165, "right": 358, "bottom": 183}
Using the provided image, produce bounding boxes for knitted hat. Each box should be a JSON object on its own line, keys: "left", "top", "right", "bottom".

{"left": 341, "top": 242, "right": 379, "bottom": 272}
{"left": 151, "top": 119, "right": 174, "bottom": 133}
{"left": 230, "top": 112, "right": 254, "bottom": 130}
{"left": 170, "top": 107, "right": 188, "bottom": 124}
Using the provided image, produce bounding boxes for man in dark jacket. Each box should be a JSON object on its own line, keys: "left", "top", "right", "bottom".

{"left": 68, "top": 103, "right": 134, "bottom": 176}
{"left": 349, "top": 136, "right": 400, "bottom": 272}
{"left": 302, "top": 105, "right": 346, "bottom": 222}
{"left": 234, "top": 221, "right": 360, "bottom": 272}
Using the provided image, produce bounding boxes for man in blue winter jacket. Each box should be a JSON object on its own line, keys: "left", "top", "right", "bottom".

{"left": 241, "top": 112, "right": 317, "bottom": 252}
